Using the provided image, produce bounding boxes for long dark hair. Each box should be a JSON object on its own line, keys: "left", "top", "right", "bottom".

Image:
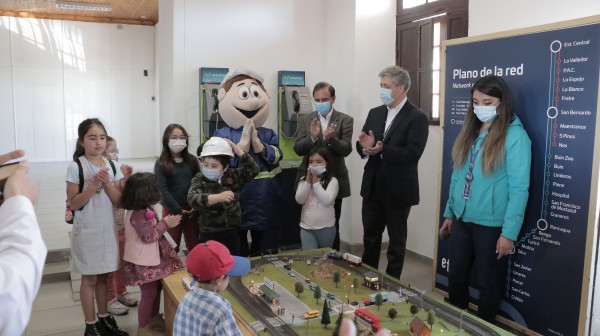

{"left": 157, "top": 124, "right": 200, "bottom": 177}
{"left": 452, "top": 75, "right": 514, "bottom": 174}
{"left": 301, "top": 147, "right": 335, "bottom": 189}
{"left": 121, "top": 172, "right": 162, "bottom": 210}
{"left": 73, "top": 118, "right": 107, "bottom": 161}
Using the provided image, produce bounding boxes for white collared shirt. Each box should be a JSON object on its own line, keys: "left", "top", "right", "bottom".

{"left": 319, "top": 108, "right": 333, "bottom": 135}
{"left": 383, "top": 97, "right": 407, "bottom": 138}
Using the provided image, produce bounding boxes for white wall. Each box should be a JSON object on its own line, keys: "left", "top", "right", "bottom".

{"left": 0, "top": 17, "right": 156, "bottom": 161}
{"left": 468, "top": 2, "right": 600, "bottom": 335}
{"left": 158, "top": 0, "right": 435, "bottom": 255}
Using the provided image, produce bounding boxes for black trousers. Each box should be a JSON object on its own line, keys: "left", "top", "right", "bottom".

{"left": 332, "top": 198, "right": 343, "bottom": 251}
{"left": 361, "top": 198, "right": 411, "bottom": 279}
{"left": 238, "top": 228, "right": 280, "bottom": 257}
{"left": 448, "top": 219, "right": 508, "bottom": 322}
{"left": 198, "top": 230, "right": 240, "bottom": 255}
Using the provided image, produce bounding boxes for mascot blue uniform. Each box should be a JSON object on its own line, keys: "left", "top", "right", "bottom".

{"left": 215, "top": 68, "right": 284, "bottom": 256}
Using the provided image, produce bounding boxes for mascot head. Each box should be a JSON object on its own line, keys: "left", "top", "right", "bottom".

{"left": 218, "top": 68, "right": 271, "bottom": 129}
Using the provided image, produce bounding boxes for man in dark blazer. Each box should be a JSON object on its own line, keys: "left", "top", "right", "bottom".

{"left": 356, "top": 66, "right": 429, "bottom": 279}
{"left": 294, "top": 82, "right": 353, "bottom": 250}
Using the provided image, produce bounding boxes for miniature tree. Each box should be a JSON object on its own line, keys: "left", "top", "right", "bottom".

{"left": 333, "top": 271, "right": 341, "bottom": 288}
{"left": 332, "top": 312, "right": 343, "bottom": 336}
{"left": 321, "top": 300, "right": 331, "bottom": 328}
{"left": 427, "top": 310, "right": 437, "bottom": 329}
{"left": 295, "top": 282, "right": 304, "bottom": 298}
{"left": 410, "top": 304, "right": 419, "bottom": 317}
{"left": 314, "top": 286, "right": 322, "bottom": 304}
{"left": 375, "top": 293, "right": 383, "bottom": 311}
{"left": 388, "top": 308, "right": 398, "bottom": 321}
{"left": 352, "top": 277, "right": 359, "bottom": 293}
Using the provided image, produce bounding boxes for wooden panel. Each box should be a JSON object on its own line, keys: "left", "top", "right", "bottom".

{"left": 0, "top": 0, "right": 157, "bottom": 25}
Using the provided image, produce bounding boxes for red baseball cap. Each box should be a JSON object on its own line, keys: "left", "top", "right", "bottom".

{"left": 186, "top": 240, "right": 250, "bottom": 281}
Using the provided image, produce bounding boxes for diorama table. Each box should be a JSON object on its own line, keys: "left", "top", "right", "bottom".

{"left": 162, "top": 268, "right": 256, "bottom": 336}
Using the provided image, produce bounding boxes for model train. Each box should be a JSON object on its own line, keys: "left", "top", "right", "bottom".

{"left": 363, "top": 291, "right": 389, "bottom": 306}
{"left": 327, "top": 251, "right": 362, "bottom": 265}
{"left": 355, "top": 308, "right": 382, "bottom": 332}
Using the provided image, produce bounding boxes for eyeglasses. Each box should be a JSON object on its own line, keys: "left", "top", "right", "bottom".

{"left": 106, "top": 148, "right": 119, "bottom": 154}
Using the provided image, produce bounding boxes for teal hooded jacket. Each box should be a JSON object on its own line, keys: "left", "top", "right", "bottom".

{"left": 443, "top": 116, "right": 531, "bottom": 241}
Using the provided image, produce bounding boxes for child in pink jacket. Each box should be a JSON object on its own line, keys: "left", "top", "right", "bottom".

{"left": 121, "top": 172, "right": 183, "bottom": 335}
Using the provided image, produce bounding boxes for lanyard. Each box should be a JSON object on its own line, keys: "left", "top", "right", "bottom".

{"left": 462, "top": 132, "right": 487, "bottom": 199}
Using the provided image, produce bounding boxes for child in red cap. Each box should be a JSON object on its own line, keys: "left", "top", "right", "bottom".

{"left": 173, "top": 240, "right": 250, "bottom": 336}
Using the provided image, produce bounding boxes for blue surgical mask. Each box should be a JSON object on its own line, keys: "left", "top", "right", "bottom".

{"left": 202, "top": 168, "right": 222, "bottom": 181}
{"left": 473, "top": 105, "right": 499, "bottom": 123}
{"left": 315, "top": 102, "right": 331, "bottom": 116}
{"left": 380, "top": 88, "right": 394, "bottom": 106}
{"left": 309, "top": 165, "right": 327, "bottom": 177}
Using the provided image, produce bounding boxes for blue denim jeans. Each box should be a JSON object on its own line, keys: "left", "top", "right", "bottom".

{"left": 448, "top": 219, "right": 508, "bottom": 322}
{"left": 300, "top": 226, "right": 336, "bottom": 250}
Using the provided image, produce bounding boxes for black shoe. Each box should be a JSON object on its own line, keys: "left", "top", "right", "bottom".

{"left": 98, "top": 315, "right": 129, "bottom": 336}
{"left": 84, "top": 322, "right": 106, "bottom": 336}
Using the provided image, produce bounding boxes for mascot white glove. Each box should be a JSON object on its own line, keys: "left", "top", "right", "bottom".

{"left": 250, "top": 120, "right": 265, "bottom": 154}
{"left": 238, "top": 119, "right": 253, "bottom": 153}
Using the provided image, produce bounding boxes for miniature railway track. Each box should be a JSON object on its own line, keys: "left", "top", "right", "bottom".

{"left": 228, "top": 274, "right": 298, "bottom": 335}
{"left": 363, "top": 264, "right": 500, "bottom": 336}
{"left": 227, "top": 253, "right": 500, "bottom": 336}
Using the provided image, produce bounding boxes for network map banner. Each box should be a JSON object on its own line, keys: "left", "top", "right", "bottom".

{"left": 435, "top": 21, "right": 600, "bottom": 335}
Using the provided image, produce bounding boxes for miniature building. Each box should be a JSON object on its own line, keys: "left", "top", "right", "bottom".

{"left": 259, "top": 284, "right": 280, "bottom": 305}
{"left": 363, "top": 271, "right": 380, "bottom": 290}
{"left": 409, "top": 316, "right": 431, "bottom": 336}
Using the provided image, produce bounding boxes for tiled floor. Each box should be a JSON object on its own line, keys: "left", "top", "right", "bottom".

{"left": 25, "top": 158, "right": 435, "bottom": 335}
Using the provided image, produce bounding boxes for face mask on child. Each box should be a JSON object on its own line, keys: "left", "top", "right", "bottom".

{"left": 309, "top": 165, "right": 327, "bottom": 177}
{"left": 169, "top": 139, "right": 187, "bottom": 154}
{"left": 202, "top": 167, "right": 222, "bottom": 181}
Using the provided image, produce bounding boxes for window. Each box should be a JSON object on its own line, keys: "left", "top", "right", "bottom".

{"left": 396, "top": 0, "right": 468, "bottom": 125}
{"left": 403, "top": 0, "right": 439, "bottom": 9}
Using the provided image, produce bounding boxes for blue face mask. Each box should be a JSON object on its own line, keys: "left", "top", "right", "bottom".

{"left": 380, "top": 88, "right": 394, "bottom": 106}
{"left": 473, "top": 105, "right": 499, "bottom": 123}
{"left": 202, "top": 168, "right": 222, "bottom": 181}
{"left": 315, "top": 102, "right": 331, "bottom": 116}
{"left": 309, "top": 165, "right": 327, "bottom": 177}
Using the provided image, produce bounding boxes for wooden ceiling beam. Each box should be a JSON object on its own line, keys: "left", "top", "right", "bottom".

{"left": 0, "top": 10, "right": 156, "bottom": 25}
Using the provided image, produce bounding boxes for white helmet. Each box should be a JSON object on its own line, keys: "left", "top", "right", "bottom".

{"left": 200, "top": 137, "right": 234, "bottom": 158}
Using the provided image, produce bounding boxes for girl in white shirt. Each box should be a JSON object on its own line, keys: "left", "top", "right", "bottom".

{"left": 295, "top": 147, "right": 339, "bottom": 249}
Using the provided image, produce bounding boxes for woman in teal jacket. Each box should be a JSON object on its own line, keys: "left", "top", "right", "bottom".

{"left": 441, "top": 75, "right": 531, "bottom": 322}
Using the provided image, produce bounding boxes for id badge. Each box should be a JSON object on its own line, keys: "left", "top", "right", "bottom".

{"left": 462, "top": 182, "right": 471, "bottom": 199}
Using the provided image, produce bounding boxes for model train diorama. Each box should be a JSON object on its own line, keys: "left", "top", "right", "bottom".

{"left": 220, "top": 250, "right": 501, "bottom": 336}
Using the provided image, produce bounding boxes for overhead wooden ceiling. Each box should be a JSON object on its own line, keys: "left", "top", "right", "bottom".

{"left": 0, "top": 0, "right": 158, "bottom": 26}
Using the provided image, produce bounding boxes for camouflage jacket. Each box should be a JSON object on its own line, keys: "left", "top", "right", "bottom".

{"left": 187, "top": 153, "right": 259, "bottom": 233}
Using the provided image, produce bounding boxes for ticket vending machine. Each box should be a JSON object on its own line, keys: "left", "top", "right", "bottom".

{"left": 278, "top": 70, "right": 312, "bottom": 166}
{"left": 199, "top": 67, "right": 229, "bottom": 141}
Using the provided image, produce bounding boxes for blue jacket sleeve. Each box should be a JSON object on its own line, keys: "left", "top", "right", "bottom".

{"left": 502, "top": 128, "right": 532, "bottom": 240}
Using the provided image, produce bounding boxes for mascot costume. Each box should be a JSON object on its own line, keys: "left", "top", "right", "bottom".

{"left": 215, "top": 68, "right": 283, "bottom": 256}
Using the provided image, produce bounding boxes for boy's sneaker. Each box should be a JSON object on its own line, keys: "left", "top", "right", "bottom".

{"left": 98, "top": 315, "right": 129, "bottom": 336}
{"left": 107, "top": 300, "right": 129, "bottom": 315}
{"left": 117, "top": 292, "right": 138, "bottom": 307}
{"left": 84, "top": 321, "right": 106, "bottom": 336}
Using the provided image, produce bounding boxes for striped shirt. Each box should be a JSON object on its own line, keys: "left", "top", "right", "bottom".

{"left": 173, "top": 286, "right": 241, "bottom": 336}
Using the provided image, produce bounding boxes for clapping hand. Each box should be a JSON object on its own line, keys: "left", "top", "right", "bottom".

{"left": 163, "top": 214, "right": 182, "bottom": 228}
{"left": 250, "top": 120, "right": 265, "bottom": 154}
{"left": 238, "top": 119, "right": 252, "bottom": 152}
{"left": 358, "top": 130, "right": 375, "bottom": 149}
{"left": 120, "top": 164, "right": 133, "bottom": 178}
{"left": 323, "top": 123, "right": 337, "bottom": 141}
{"left": 309, "top": 118, "right": 320, "bottom": 140}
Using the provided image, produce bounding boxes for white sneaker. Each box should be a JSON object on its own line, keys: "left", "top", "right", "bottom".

{"left": 118, "top": 292, "right": 139, "bottom": 307}
{"left": 107, "top": 300, "right": 129, "bottom": 315}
